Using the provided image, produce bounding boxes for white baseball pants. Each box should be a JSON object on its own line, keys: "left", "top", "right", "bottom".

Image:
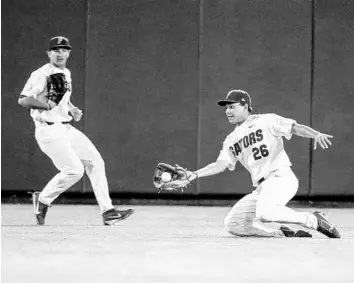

{"left": 35, "top": 123, "right": 114, "bottom": 213}
{"left": 224, "top": 167, "right": 317, "bottom": 237}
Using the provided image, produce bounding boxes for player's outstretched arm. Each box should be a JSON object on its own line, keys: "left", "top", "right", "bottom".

{"left": 186, "top": 160, "right": 229, "bottom": 182}
{"left": 291, "top": 123, "right": 333, "bottom": 150}
{"left": 18, "top": 95, "right": 54, "bottom": 110}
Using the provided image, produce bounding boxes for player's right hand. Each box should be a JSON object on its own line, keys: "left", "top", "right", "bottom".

{"left": 314, "top": 133, "right": 333, "bottom": 150}
{"left": 33, "top": 112, "right": 46, "bottom": 123}
{"left": 47, "top": 100, "right": 57, "bottom": 110}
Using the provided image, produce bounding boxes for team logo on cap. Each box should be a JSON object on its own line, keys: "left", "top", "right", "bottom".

{"left": 56, "top": 36, "right": 67, "bottom": 44}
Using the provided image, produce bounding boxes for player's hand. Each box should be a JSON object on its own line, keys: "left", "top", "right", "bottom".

{"left": 47, "top": 100, "right": 57, "bottom": 110}
{"left": 314, "top": 133, "right": 333, "bottom": 150}
{"left": 33, "top": 112, "right": 46, "bottom": 123}
{"left": 70, "top": 107, "right": 83, "bottom": 122}
{"left": 38, "top": 100, "right": 56, "bottom": 113}
{"left": 186, "top": 170, "right": 198, "bottom": 182}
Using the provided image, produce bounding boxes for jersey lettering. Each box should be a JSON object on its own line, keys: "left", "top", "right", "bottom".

{"left": 230, "top": 129, "right": 264, "bottom": 157}
{"left": 249, "top": 132, "right": 256, "bottom": 146}
{"left": 252, "top": 144, "right": 269, "bottom": 160}
{"left": 255, "top": 129, "right": 263, "bottom": 142}
{"left": 229, "top": 145, "right": 237, "bottom": 157}
{"left": 243, "top": 136, "right": 249, "bottom": 148}
{"left": 236, "top": 142, "right": 242, "bottom": 155}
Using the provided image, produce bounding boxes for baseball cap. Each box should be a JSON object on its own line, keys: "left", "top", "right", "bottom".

{"left": 48, "top": 36, "right": 72, "bottom": 50}
{"left": 217, "top": 90, "right": 252, "bottom": 110}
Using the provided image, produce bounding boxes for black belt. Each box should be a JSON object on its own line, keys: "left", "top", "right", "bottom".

{"left": 257, "top": 169, "right": 282, "bottom": 186}
{"left": 46, "top": 121, "right": 70, "bottom": 125}
{"left": 257, "top": 177, "right": 265, "bottom": 185}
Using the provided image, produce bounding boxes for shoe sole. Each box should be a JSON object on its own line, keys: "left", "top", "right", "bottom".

{"left": 313, "top": 212, "right": 341, "bottom": 238}
{"left": 280, "top": 226, "right": 312, "bottom": 238}
{"left": 294, "top": 230, "right": 312, "bottom": 237}
{"left": 103, "top": 209, "right": 134, "bottom": 226}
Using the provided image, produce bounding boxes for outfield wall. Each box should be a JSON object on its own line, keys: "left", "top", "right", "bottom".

{"left": 2, "top": 0, "right": 353, "bottom": 197}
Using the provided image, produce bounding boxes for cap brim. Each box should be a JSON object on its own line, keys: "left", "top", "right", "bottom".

{"left": 217, "top": 100, "right": 238, "bottom": 106}
{"left": 49, "top": 45, "right": 72, "bottom": 50}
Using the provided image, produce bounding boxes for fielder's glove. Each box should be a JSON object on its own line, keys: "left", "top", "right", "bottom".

{"left": 46, "top": 73, "right": 68, "bottom": 104}
{"left": 153, "top": 163, "right": 192, "bottom": 193}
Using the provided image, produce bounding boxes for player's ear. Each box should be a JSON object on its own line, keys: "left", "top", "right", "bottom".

{"left": 246, "top": 104, "right": 252, "bottom": 113}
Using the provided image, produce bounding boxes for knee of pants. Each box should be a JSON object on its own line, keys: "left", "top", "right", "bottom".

{"left": 63, "top": 164, "right": 85, "bottom": 180}
{"left": 86, "top": 155, "right": 105, "bottom": 170}
{"left": 95, "top": 156, "right": 105, "bottom": 168}
{"left": 255, "top": 205, "right": 274, "bottom": 223}
{"left": 224, "top": 215, "right": 249, "bottom": 236}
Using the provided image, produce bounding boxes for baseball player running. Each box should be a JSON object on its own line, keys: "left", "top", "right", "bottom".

{"left": 185, "top": 90, "right": 341, "bottom": 238}
{"left": 18, "top": 36, "right": 134, "bottom": 225}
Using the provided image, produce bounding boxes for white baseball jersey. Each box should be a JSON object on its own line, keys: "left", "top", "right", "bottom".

{"left": 21, "top": 63, "right": 73, "bottom": 125}
{"left": 217, "top": 114, "right": 296, "bottom": 186}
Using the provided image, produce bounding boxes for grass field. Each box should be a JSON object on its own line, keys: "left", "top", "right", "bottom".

{"left": 2, "top": 204, "right": 354, "bottom": 283}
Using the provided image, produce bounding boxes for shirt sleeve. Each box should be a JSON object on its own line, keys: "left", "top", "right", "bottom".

{"left": 216, "top": 138, "right": 237, "bottom": 171}
{"left": 268, "top": 114, "right": 296, "bottom": 140}
{"left": 20, "top": 70, "right": 47, "bottom": 98}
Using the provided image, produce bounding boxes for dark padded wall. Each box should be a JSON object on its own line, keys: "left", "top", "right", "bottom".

{"left": 198, "top": 0, "right": 312, "bottom": 195}
{"left": 1, "top": 0, "right": 86, "bottom": 192}
{"left": 311, "top": 0, "right": 354, "bottom": 196}
{"left": 84, "top": 0, "right": 199, "bottom": 193}
{"left": 2, "top": 0, "right": 354, "bottom": 197}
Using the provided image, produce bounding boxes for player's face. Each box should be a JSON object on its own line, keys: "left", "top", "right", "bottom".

{"left": 225, "top": 103, "right": 248, "bottom": 124}
{"left": 47, "top": 48, "right": 71, "bottom": 68}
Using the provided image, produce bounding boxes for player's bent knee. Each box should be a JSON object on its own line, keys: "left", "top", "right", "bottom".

{"left": 225, "top": 223, "right": 248, "bottom": 236}
{"left": 255, "top": 208, "right": 274, "bottom": 223}
{"left": 96, "top": 156, "right": 105, "bottom": 168}
{"left": 224, "top": 217, "right": 246, "bottom": 236}
{"left": 89, "top": 155, "right": 105, "bottom": 169}
{"left": 64, "top": 165, "right": 85, "bottom": 180}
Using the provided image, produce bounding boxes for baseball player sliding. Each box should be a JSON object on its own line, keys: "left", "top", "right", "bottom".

{"left": 182, "top": 90, "right": 340, "bottom": 238}
{"left": 18, "top": 36, "right": 134, "bottom": 225}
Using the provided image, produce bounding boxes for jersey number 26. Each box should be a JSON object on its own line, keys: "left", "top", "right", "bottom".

{"left": 252, "top": 144, "right": 269, "bottom": 160}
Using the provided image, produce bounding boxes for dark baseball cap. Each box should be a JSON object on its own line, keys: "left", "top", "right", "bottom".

{"left": 48, "top": 36, "right": 72, "bottom": 50}
{"left": 217, "top": 90, "right": 252, "bottom": 110}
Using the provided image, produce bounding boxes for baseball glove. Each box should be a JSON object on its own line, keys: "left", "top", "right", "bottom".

{"left": 153, "top": 163, "right": 191, "bottom": 193}
{"left": 46, "top": 73, "right": 68, "bottom": 104}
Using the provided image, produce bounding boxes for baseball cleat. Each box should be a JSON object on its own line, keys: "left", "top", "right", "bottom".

{"left": 280, "top": 225, "right": 312, "bottom": 238}
{"left": 313, "top": 211, "right": 341, "bottom": 238}
{"left": 30, "top": 191, "right": 49, "bottom": 225}
{"left": 102, "top": 208, "right": 134, "bottom": 226}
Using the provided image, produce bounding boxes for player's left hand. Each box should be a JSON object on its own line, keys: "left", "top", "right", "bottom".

{"left": 70, "top": 107, "right": 83, "bottom": 122}
{"left": 314, "top": 133, "right": 333, "bottom": 150}
{"left": 153, "top": 163, "right": 192, "bottom": 193}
